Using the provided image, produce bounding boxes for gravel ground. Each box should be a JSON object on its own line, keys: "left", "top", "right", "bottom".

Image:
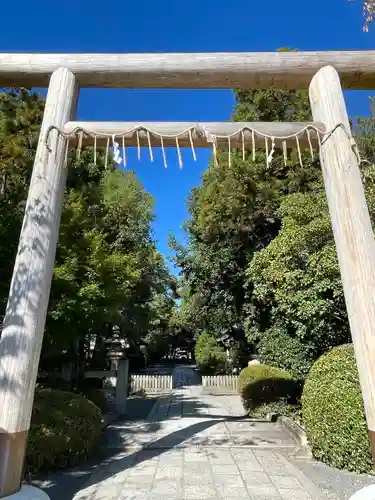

{"left": 293, "top": 457, "right": 375, "bottom": 500}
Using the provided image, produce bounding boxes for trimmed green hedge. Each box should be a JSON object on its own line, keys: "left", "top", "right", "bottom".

{"left": 26, "top": 389, "right": 102, "bottom": 474}
{"left": 302, "top": 344, "right": 372, "bottom": 473}
{"left": 238, "top": 363, "right": 300, "bottom": 417}
{"left": 195, "top": 331, "right": 227, "bottom": 375}
{"left": 82, "top": 388, "right": 108, "bottom": 412}
{"left": 257, "top": 326, "right": 314, "bottom": 380}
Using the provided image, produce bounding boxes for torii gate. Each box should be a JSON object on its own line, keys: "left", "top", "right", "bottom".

{"left": 0, "top": 51, "right": 375, "bottom": 498}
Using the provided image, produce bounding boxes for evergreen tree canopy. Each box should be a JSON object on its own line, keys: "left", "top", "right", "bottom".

{"left": 0, "top": 88, "right": 175, "bottom": 370}
{"left": 173, "top": 49, "right": 375, "bottom": 376}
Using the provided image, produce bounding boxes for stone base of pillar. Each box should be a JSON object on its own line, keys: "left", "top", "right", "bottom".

{"left": 4, "top": 485, "right": 50, "bottom": 499}
{"left": 349, "top": 485, "right": 375, "bottom": 499}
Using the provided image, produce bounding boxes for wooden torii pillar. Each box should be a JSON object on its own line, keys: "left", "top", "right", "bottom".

{"left": 0, "top": 52, "right": 374, "bottom": 499}
{"left": 310, "top": 65, "right": 375, "bottom": 455}
{"left": 0, "top": 67, "right": 78, "bottom": 498}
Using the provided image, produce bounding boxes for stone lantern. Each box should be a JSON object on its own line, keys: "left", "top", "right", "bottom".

{"left": 106, "top": 335, "right": 124, "bottom": 371}
{"left": 105, "top": 335, "right": 129, "bottom": 416}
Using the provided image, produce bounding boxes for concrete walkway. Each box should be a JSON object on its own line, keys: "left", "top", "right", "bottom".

{"left": 72, "top": 366, "right": 333, "bottom": 500}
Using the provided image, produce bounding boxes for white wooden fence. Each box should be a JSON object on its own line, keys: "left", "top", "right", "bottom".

{"left": 202, "top": 375, "right": 238, "bottom": 391}
{"left": 38, "top": 361, "right": 129, "bottom": 414}
{"left": 38, "top": 369, "right": 173, "bottom": 394}
{"left": 130, "top": 374, "right": 173, "bottom": 393}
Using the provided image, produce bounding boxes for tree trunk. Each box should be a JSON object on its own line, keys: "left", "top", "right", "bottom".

{"left": 77, "top": 337, "right": 86, "bottom": 389}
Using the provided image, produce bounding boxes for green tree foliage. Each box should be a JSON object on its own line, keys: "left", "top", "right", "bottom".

{"left": 46, "top": 170, "right": 148, "bottom": 353}
{"left": 173, "top": 49, "right": 322, "bottom": 347}
{"left": 142, "top": 291, "right": 176, "bottom": 363}
{"left": 174, "top": 46, "right": 375, "bottom": 383}
{"left": 0, "top": 88, "right": 175, "bottom": 373}
{"left": 238, "top": 363, "right": 300, "bottom": 417}
{"left": 26, "top": 389, "right": 102, "bottom": 473}
{"left": 167, "top": 306, "right": 196, "bottom": 361}
{"left": 363, "top": 0, "right": 375, "bottom": 30}
{"left": 0, "top": 89, "right": 44, "bottom": 311}
{"left": 172, "top": 156, "right": 258, "bottom": 334}
{"left": 194, "top": 331, "right": 227, "bottom": 375}
{"left": 302, "top": 344, "right": 372, "bottom": 473}
{"left": 245, "top": 192, "right": 348, "bottom": 378}
{"left": 244, "top": 114, "right": 375, "bottom": 379}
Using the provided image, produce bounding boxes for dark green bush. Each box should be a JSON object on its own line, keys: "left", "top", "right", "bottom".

{"left": 238, "top": 363, "right": 301, "bottom": 416}
{"left": 82, "top": 388, "right": 108, "bottom": 412}
{"left": 80, "top": 377, "right": 103, "bottom": 390}
{"left": 26, "top": 389, "right": 102, "bottom": 474}
{"left": 36, "top": 376, "right": 72, "bottom": 391}
{"left": 195, "top": 331, "right": 227, "bottom": 375}
{"left": 257, "top": 326, "right": 314, "bottom": 380}
{"left": 302, "top": 344, "right": 372, "bottom": 473}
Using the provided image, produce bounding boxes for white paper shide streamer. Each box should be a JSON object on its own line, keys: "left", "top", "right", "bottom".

{"left": 44, "top": 122, "right": 360, "bottom": 170}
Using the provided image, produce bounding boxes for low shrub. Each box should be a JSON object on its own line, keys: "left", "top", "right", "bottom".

{"left": 36, "top": 376, "right": 72, "bottom": 392}
{"left": 26, "top": 389, "right": 102, "bottom": 474}
{"left": 82, "top": 388, "right": 108, "bottom": 412}
{"left": 257, "top": 326, "right": 314, "bottom": 380}
{"left": 80, "top": 377, "right": 103, "bottom": 390}
{"left": 302, "top": 344, "right": 372, "bottom": 473}
{"left": 238, "top": 363, "right": 301, "bottom": 417}
{"left": 195, "top": 331, "right": 227, "bottom": 375}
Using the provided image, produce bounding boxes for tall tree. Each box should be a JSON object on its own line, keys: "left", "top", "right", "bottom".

{"left": 243, "top": 104, "right": 375, "bottom": 378}
{"left": 0, "top": 89, "right": 44, "bottom": 317}
{"left": 0, "top": 88, "right": 174, "bottom": 376}
{"left": 173, "top": 49, "right": 322, "bottom": 348}
{"left": 363, "top": 0, "right": 375, "bottom": 29}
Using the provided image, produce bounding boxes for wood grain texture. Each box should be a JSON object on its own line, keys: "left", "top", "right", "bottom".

{"left": 0, "top": 51, "right": 375, "bottom": 89}
{"left": 0, "top": 68, "right": 78, "bottom": 439}
{"left": 62, "top": 121, "right": 325, "bottom": 149}
{"left": 310, "top": 66, "right": 375, "bottom": 433}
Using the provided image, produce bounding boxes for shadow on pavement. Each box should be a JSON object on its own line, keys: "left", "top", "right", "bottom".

{"left": 29, "top": 395, "right": 157, "bottom": 500}
{"left": 31, "top": 366, "right": 255, "bottom": 499}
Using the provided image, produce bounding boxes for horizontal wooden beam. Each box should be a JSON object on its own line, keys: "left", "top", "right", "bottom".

{"left": 62, "top": 121, "right": 325, "bottom": 149}
{"left": 1, "top": 51, "right": 375, "bottom": 89}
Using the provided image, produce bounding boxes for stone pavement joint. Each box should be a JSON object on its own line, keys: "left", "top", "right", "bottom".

{"left": 73, "top": 366, "right": 330, "bottom": 500}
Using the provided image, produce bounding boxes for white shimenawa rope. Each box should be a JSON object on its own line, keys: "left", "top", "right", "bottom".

{"left": 44, "top": 122, "right": 361, "bottom": 169}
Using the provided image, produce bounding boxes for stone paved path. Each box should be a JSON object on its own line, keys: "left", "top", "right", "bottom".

{"left": 73, "top": 366, "right": 331, "bottom": 500}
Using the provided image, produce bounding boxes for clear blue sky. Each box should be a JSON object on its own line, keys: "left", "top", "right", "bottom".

{"left": 0, "top": 0, "right": 374, "bottom": 274}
